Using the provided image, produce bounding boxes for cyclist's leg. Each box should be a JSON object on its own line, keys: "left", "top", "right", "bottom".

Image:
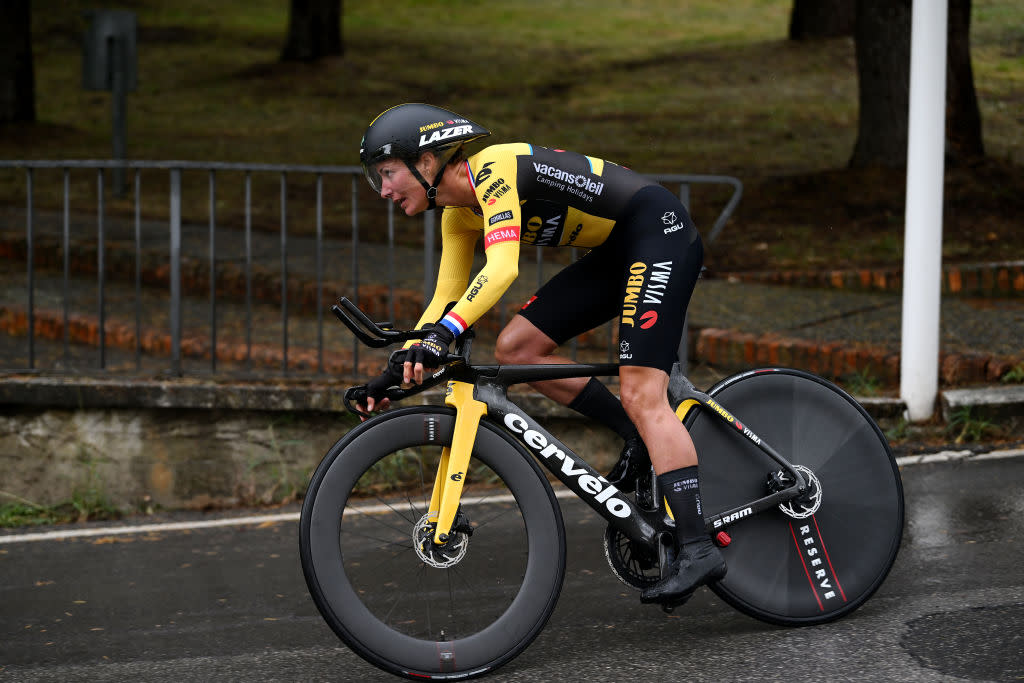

{"left": 494, "top": 316, "right": 590, "bottom": 404}
{"left": 619, "top": 366, "right": 694, "bottom": 472}
{"left": 497, "top": 241, "right": 635, "bottom": 431}
{"left": 613, "top": 183, "right": 703, "bottom": 474}
{"left": 610, "top": 185, "right": 723, "bottom": 606}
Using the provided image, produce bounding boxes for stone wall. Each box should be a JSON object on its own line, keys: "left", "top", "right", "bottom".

{"left": 0, "top": 377, "right": 622, "bottom": 510}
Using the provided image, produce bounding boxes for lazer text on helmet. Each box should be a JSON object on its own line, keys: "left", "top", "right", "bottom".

{"left": 419, "top": 125, "right": 474, "bottom": 147}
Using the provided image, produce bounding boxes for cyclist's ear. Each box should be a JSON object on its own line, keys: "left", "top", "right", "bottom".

{"left": 416, "top": 151, "right": 439, "bottom": 177}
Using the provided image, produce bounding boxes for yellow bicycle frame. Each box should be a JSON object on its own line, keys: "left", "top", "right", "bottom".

{"left": 426, "top": 388, "right": 705, "bottom": 541}
{"left": 426, "top": 380, "right": 488, "bottom": 545}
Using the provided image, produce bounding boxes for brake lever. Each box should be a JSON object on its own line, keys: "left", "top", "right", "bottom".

{"left": 342, "top": 386, "right": 373, "bottom": 420}
{"left": 342, "top": 354, "right": 469, "bottom": 419}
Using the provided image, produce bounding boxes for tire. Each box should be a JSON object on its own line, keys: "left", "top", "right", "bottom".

{"left": 299, "top": 406, "right": 566, "bottom": 680}
{"left": 684, "top": 368, "right": 904, "bottom": 625}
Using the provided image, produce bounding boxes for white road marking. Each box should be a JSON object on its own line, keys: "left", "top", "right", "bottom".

{"left": 1, "top": 449, "right": 1020, "bottom": 545}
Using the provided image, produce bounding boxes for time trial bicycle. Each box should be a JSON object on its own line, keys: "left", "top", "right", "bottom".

{"left": 299, "top": 297, "right": 904, "bottom": 680}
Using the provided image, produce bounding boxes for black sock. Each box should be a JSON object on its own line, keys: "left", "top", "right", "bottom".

{"left": 658, "top": 466, "right": 707, "bottom": 545}
{"left": 567, "top": 377, "right": 637, "bottom": 441}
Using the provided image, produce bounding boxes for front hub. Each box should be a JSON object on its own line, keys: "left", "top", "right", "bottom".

{"left": 413, "top": 511, "right": 472, "bottom": 568}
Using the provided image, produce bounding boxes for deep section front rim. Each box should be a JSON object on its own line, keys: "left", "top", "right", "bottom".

{"left": 300, "top": 407, "right": 567, "bottom": 679}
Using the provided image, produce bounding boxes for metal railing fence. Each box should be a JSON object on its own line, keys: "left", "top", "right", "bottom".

{"left": 0, "top": 160, "right": 741, "bottom": 379}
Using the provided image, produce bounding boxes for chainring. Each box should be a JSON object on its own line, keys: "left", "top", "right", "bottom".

{"left": 603, "top": 524, "right": 661, "bottom": 590}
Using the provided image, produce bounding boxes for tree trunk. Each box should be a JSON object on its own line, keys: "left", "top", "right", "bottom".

{"left": 946, "top": 0, "right": 984, "bottom": 161}
{"left": 849, "top": 0, "right": 913, "bottom": 168}
{"left": 0, "top": 0, "right": 35, "bottom": 123}
{"left": 850, "top": 0, "right": 985, "bottom": 168}
{"left": 281, "top": 0, "right": 343, "bottom": 62}
{"left": 789, "top": 0, "right": 855, "bottom": 40}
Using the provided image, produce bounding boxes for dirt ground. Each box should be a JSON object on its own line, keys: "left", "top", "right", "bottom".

{"left": 703, "top": 158, "right": 1024, "bottom": 274}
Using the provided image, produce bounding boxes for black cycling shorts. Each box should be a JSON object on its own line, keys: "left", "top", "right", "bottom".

{"left": 517, "top": 184, "right": 704, "bottom": 374}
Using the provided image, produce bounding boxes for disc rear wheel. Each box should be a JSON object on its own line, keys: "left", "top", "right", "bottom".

{"left": 685, "top": 369, "right": 904, "bottom": 625}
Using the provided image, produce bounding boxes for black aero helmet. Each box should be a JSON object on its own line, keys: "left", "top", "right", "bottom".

{"left": 360, "top": 103, "right": 490, "bottom": 209}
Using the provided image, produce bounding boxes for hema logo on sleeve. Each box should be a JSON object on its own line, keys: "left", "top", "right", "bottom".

{"left": 504, "top": 412, "right": 630, "bottom": 518}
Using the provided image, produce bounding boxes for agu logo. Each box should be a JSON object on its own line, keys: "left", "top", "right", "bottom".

{"left": 639, "top": 310, "right": 658, "bottom": 329}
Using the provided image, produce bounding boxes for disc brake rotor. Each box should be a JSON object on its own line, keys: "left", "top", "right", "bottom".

{"left": 413, "top": 512, "right": 470, "bottom": 568}
{"left": 778, "top": 464, "right": 823, "bottom": 519}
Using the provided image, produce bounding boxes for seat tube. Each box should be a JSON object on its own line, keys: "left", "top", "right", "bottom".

{"left": 433, "top": 380, "right": 488, "bottom": 544}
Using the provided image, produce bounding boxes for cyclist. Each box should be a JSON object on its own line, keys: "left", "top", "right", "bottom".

{"left": 356, "top": 102, "right": 725, "bottom": 606}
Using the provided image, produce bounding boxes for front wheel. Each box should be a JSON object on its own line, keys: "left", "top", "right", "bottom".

{"left": 299, "top": 407, "right": 566, "bottom": 680}
{"left": 686, "top": 368, "right": 904, "bottom": 626}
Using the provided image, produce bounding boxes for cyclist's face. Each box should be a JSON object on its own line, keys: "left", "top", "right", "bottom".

{"left": 376, "top": 158, "right": 428, "bottom": 215}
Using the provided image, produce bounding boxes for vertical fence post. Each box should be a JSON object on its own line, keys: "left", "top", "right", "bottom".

{"left": 62, "top": 168, "right": 71, "bottom": 363}
{"left": 280, "top": 172, "right": 289, "bottom": 374}
{"left": 315, "top": 174, "right": 324, "bottom": 374}
{"left": 678, "top": 181, "right": 692, "bottom": 372}
{"left": 535, "top": 245, "right": 543, "bottom": 291}
{"left": 97, "top": 168, "right": 106, "bottom": 369}
{"left": 208, "top": 169, "right": 217, "bottom": 374}
{"left": 26, "top": 168, "right": 35, "bottom": 369}
{"left": 678, "top": 181, "right": 691, "bottom": 211}
{"left": 134, "top": 169, "right": 142, "bottom": 370}
{"left": 169, "top": 167, "right": 182, "bottom": 375}
{"left": 351, "top": 175, "right": 360, "bottom": 373}
{"left": 387, "top": 200, "right": 395, "bottom": 323}
{"left": 423, "top": 209, "right": 435, "bottom": 306}
{"left": 244, "top": 172, "right": 253, "bottom": 371}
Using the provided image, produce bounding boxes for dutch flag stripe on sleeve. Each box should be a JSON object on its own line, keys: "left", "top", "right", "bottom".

{"left": 441, "top": 311, "right": 468, "bottom": 337}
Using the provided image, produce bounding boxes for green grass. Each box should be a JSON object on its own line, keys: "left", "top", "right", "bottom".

{"left": 1002, "top": 363, "right": 1024, "bottom": 383}
{"left": 10, "top": 0, "right": 1021, "bottom": 170}
{"left": 946, "top": 407, "right": 1002, "bottom": 444}
{"left": 0, "top": 490, "right": 122, "bottom": 528}
{"left": 2, "top": 0, "right": 1022, "bottom": 270}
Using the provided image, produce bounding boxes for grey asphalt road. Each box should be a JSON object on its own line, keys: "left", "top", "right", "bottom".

{"left": 1, "top": 455, "right": 1022, "bottom": 682}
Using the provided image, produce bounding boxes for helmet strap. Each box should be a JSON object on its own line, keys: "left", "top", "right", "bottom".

{"left": 405, "top": 146, "right": 459, "bottom": 212}
{"left": 405, "top": 162, "right": 438, "bottom": 210}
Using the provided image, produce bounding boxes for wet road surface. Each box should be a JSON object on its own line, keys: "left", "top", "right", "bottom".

{"left": 1, "top": 455, "right": 1022, "bottom": 682}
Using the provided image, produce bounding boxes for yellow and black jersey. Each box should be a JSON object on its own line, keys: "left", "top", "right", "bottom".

{"left": 419, "top": 143, "right": 657, "bottom": 337}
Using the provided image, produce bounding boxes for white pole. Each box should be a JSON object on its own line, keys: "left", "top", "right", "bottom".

{"left": 901, "top": 0, "right": 948, "bottom": 421}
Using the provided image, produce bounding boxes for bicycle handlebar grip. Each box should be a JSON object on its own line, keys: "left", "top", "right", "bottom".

{"left": 387, "top": 349, "right": 410, "bottom": 377}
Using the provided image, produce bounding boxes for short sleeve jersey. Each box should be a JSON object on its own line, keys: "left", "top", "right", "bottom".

{"left": 418, "top": 143, "right": 656, "bottom": 338}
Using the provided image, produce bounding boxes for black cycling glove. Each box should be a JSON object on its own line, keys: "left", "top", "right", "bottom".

{"left": 351, "top": 366, "right": 402, "bottom": 407}
{"left": 405, "top": 324, "right": 455, "bottom": 369}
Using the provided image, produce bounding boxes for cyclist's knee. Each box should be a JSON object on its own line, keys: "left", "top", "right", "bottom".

{"left": 495, "top": 317, "right": 557, "bottom": 364}
{"left": 619, "top": 367, "right": 670, "bottom": 422}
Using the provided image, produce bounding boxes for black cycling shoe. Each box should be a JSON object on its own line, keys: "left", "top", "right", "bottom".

{"left": 640, "top": 538, "right": 727, "bottom": 608}
{"left": 606, "top": 435, "right": 650, "bottom": 493}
